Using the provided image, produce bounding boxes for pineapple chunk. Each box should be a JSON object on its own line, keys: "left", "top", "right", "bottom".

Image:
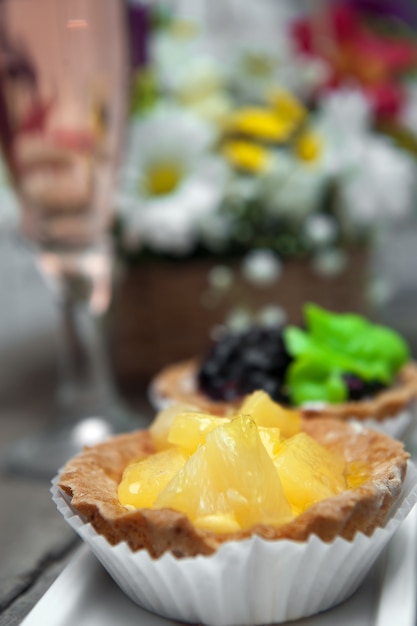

{"left": 272, "top": 432, "right": 347, "bottom": 515}
{"left": 168, "top": 412, "right": 231, "bottom": 455}
{"left": 258, "top": 426, "right": 282, "bottom": 457}
{"left": 118, "top": 448, "right": 187, "bottom": 509}
{"left": 149, "top": 404, "right": 201, "bottom": 451}
{"left": 239, "top": 390, "right": 301, "bottom": 437}
{"left": 155, "top": 415, "right": 293, "bottom": 530}
{"left": 346, "top": 461, "right": 371, "bottom": 489}
{"left": 194, "top": 513, "right": 241, "bottom": 533}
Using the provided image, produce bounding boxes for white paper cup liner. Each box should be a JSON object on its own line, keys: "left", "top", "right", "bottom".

{"left": 300, "top": 403, "right": 416, "bottom": 440}
{"left": 359, "top": 407, "right": 415, "bottom": 439}
{"left": 51, "top": 461, "right": 417, "bottom": 626}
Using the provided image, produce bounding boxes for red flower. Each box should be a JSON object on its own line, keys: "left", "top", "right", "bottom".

{"left": 292, "top": 2, "right": 417, "bottom": 119}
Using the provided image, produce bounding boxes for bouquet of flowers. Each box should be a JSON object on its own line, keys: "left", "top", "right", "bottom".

{"left": 114, "top": 0, "right": 417, "bottom": 280}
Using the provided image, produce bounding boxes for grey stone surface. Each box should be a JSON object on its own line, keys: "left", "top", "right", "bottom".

{"left": 0, "top": 551, "right": 75, "bottom": 626}
{"left": 0, "top": 474, "right": 78, "bottom": 610}
{"left": 0, "top": 381, "right": 79, "bottom": 614}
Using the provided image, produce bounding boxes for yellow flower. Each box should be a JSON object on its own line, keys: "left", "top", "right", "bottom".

{"left": 269, "top": 88, "right": 307, "bottom": 128}
{"left": 294, "top": 131, "right": 322, "bottom": 163}
{"left": 227, "top": 107, "right": 295, "bottom": 143}
{"left": 223, "top": 140, "right": 271, "bottom": 173}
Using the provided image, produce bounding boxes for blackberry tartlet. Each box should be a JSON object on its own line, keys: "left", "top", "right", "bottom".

{"left": 151, "top": 304, "right": 417, "bottom": 434}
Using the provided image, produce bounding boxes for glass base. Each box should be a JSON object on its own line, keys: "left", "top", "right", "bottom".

{"left": 2, "top": 399, "right": 149, "bottom": 481}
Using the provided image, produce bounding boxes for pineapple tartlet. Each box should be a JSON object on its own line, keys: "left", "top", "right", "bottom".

{"left": 151, "top": 304, "right": 417, "bottom": 437}
{"left": 53, "top": 392, "right": 417, "bottom": 625}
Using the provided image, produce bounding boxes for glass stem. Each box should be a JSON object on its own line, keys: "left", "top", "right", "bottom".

{"left": 56, "top": 288, "right": 114, "bottom": 420}
{"left": 38, "top": 241, "right": 116, "bottom": 423}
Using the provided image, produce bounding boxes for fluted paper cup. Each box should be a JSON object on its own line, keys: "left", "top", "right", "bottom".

{"left": 51, "top": 461, "right": 417, "bottom": 626}
{"left": 360, "top": 407, "right": 415, "bottom": 439}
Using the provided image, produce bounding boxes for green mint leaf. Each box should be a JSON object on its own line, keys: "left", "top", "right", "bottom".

{"left": 287, "top": 356, "right": 347, "bottom": 405}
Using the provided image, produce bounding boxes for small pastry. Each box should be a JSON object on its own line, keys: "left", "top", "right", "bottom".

{"left": 151, "top": 304, "right": 417, "bottom": 436}
{"left": 53, "top": 394, "right": 417, "bottom": 625}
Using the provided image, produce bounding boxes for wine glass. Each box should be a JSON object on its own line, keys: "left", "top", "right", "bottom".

{"left": 0, "top": 0, "right": 143, "bottom": 479}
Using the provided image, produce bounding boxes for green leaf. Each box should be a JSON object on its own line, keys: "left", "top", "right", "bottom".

{"left": 303, "top": 304, "right": 409, "bottom": 382}
{"left": 284, "top": 327, "right": 311, "bottom": 356}
{"left": 287, "top": 356, "right": 347, "bottom": 405}
{"left": 283, "top": 304, "right": 410, "bottom": 405}
{"left": 306, "top": 303, "right": 368, "bottom": 351}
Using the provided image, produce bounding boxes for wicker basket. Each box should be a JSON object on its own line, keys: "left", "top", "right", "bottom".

{"left": 108, "top": 249, "right": 369, "bottom": 387}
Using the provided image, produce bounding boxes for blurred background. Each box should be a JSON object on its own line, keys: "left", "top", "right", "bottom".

{"left": 1, "top": 0, "right": 417, "bottom": 401}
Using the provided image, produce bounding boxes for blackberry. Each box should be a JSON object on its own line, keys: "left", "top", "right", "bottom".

{"left": 342, "top": 373, "right": 387, "bottom": 401}
{"left": 197, "top": 326, "right": 292, "bottom": 403}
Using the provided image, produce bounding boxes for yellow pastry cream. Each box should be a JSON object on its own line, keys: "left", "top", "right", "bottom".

{"left": 118, "top": 391, "right": 367, "bottom": 533}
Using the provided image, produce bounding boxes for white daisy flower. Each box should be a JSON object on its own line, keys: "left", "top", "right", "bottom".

{"left": 318, "top": 87, "right": 373, "bottom": 136}
{"left": 313, "top": 87, "right": 416, "bottom": 231}
{"left": 241, "top": 248, "right": 282, "bottom": 286}
{"left": 116, "top": 107, "right": 229, "bottom": 256}
{"left": 257, "top": 304, "right": 287, "bottom": 327}
{"left": 315, "top": 87, "right": 374, "bottom": 176}
{"left": 261, "top": 151, "right": 328, "bottom": 221}
{"left": 225, "top": 28, "right": 328, "bottom": 104}
{"left": 152, "top": 34, "right": 232, "bottom": 124}
{"left": 152, "top": 1, "right": 324, "bottom": 108}
{"left": 303, "top": 214, "right": 338, "bottom": 248}
{"left": 208, "top": 264, "right": 234, "bottom": 291}
{"left": 225, "top": 306, "right": 253, "bottom": 332}
{"left": 338, "top": 137, "right": 417, "bottom": 229}
{"left": 312, "top": 248, "right": 348, "bottom": 277}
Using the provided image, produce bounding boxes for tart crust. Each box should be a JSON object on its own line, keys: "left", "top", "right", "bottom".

{"left": 58, "top": 418, "right": 409, "bottom": 559}
{"left": 152, "top": 359, "right": 417, "bottom": 422}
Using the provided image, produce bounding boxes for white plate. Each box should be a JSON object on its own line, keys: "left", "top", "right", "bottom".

{"left": 21, "top": 506, "right": 417, "bottom": 626}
